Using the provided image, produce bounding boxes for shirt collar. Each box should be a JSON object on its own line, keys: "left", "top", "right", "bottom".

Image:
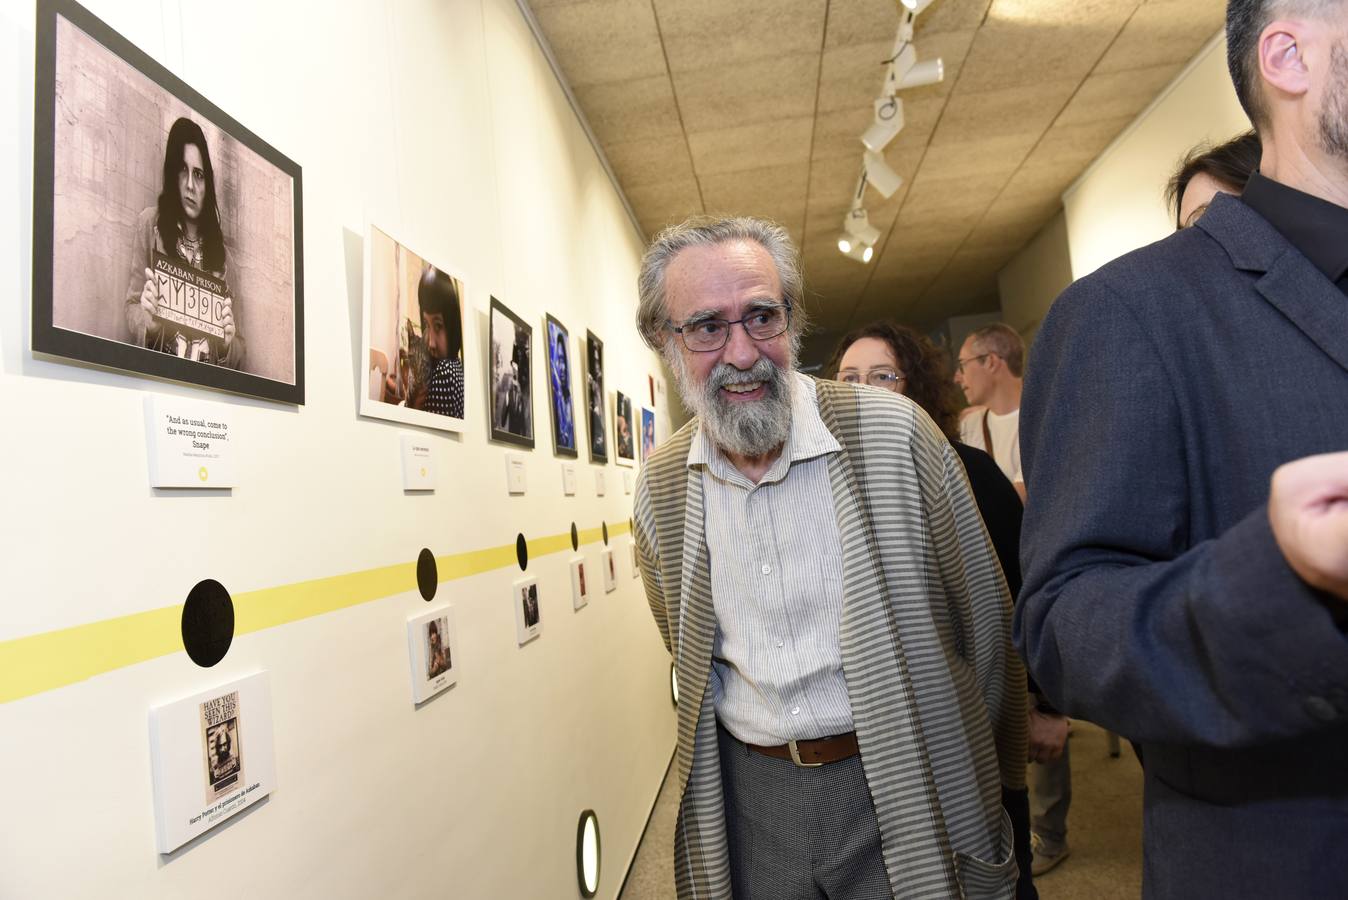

{"left": 1241, "top": 172, "right": 1348, "bottom": 284}
{"left": 688, "top": 373, "right": 840, "bottom": 484}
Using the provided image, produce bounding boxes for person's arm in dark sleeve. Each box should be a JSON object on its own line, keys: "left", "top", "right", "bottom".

{"left": 1015, "top": 278, "right": 1348, "bottom": 748}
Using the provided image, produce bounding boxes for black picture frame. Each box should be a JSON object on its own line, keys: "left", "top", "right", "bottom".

{"left": 32, "top": 0, "right": 305, "bottom": 404}
{"left": 544, "top": 314, "right": 577, "bottom": 458}
{"left": 585, "top": 330, "right": 607, "bottom": 463}
{"left": 614, "top": 390, "right": 636, "bottom": 465}
{"left": 488, "top": 297, "right": 534, "bottom": 449}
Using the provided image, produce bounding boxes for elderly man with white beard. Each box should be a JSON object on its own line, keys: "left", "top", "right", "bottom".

{"left": 630, "top": 216, "right": 1028, "bottom": 900}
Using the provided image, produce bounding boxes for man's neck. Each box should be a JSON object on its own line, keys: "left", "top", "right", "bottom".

{"left": 984, "top": 380, "right": 1022, "bottom": 416}
{"left": 1262, "top": 135, "right": 1348, "bottom": 210}
{"left": 724, "top": 445, "right": 783, "bottom": 485}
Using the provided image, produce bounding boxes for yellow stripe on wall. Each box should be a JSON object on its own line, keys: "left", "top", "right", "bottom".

{"left": 0, "top": 520, "right": 632, "bottom": 706}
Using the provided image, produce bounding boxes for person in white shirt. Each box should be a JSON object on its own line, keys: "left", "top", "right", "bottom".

{"left": 954, "top": 324, "right": 1026, "bottom": 500}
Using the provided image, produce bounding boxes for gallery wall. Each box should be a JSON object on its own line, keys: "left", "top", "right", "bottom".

{"left": 0, "top": 1, "right": 677, "bottom": 897}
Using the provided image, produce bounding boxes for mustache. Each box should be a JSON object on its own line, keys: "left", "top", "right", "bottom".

{"left": 705, "top": 357, "right": 783, "bottom": 392}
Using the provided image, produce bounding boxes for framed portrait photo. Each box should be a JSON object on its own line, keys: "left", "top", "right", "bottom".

{"left": 360, "top": 224, "right": 467, "bottom": 433}
{"left": 570, "top": 556, "right": 589, "bottom": 611}
{"left": 601, "top": 549, "right": 616, "bottom": 594}
{"left": 406, "top": 606, "right": 458, "bottom": 704}
{"left": 544, "top": 314, "right": 577, "bottom": 457}
{"left": 489, "top": 298, "right": 534, "bottom": 449}
{"left": 514, "top": 577, "right": 542, "bottom": 646}
{"left": 584, "top": 331, "right": 607, "bottom": 463}
{"left": 33, "top": 0, "right": 304, "bottom": 404}
{"left": 614, "top": 390, "right": 636, "bottom": 467}
{"left": 640, "top": 406, "right": 657, "bottom": 464}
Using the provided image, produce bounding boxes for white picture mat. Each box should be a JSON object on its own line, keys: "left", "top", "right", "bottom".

{"left": 359, "top": 221, "right": 470, "bottom": 433}
{"left": 514, "top": 577, "right": 542, "bottom": 645}
{"left": 601, "top": 549, "right": 616, "bottom": 594}
{"left": 406, "top": 605, "right": 458, "bottom": 704}
{"left": 148, "top": 671, "right": 276, "bottom": 853}
{"left": 570, "top": 556, "right": 589, "bottom": 610}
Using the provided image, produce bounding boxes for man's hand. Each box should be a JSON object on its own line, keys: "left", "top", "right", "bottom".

{"left": 1270, "top": 452, "right": 1348, "bottom": 601}
{"left": 1028, "top": 707, "right": 1069, "bottom": 764}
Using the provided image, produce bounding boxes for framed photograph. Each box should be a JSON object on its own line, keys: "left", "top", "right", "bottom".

{"left": 33, "top": 0, "right": 304, "bottom": 404}
{"left": 601, "top": 549, "right": 616, "bottom": 594}
{"left": 360, "top": 225, "right": 467, "bottom": 432}
{"left": 570, "top": 557, "right": 589, "bottom": 610}
{"left": 544, "top": 314, "right": 577, "bottom": 457}
{"left": 406, "top": 606, "right": 458, "bottom": 704}
{"left": 489, "top": 298, "right": 534, "bottom": 448}
{"left": 585, "top": 331, "right": 607, "bottom": 463}
{"left": 640, "top": 407, "right": 657, "bottom": 463}
{"left": 630, "top": 542, "right": 641, "bottom": 579}
{"left": 614, "top": 390, "right": 636, "bottom": 467}
{"left": 514, "top": 577, "right": 542, "bottom": 645}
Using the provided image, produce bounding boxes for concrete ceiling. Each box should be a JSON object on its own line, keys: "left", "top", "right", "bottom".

{"left": 528, "top": 0, "right": 1226, "bottom": 355}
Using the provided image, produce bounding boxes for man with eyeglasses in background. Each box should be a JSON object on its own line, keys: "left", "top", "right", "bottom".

{"left": 631, "top": 216, "right": 1027, "bottom": 900}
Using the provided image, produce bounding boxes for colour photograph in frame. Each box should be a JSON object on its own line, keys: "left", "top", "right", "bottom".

{"left": 406, "top": 606, "right": 458, "bottom": 704}
{"left": 32, "top": 0, "right": 304, "bottom": 404}
{"left": 545, "top": 314, "right": 577, "bottom": 457}
{"left": 570, "top": 557, "right": 589, "bottom": 611}
{"left": 489, "top": 298, "right": 534, "bottom": 448}
{"left": 360, "top": 224, "right": 467, "bottom": 433}
{"left": 640, "top": 406, "right": 656, "bottom": 463}
{"left": 614, "top": 390, "right": 636, "bottom": 467}
{"left": 585, "top": 330, "right": 607, "bottom": 463}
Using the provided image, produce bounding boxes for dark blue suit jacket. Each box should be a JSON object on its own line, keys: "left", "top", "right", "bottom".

{"left": 1016, "top": 193, "right": 1348, "bottom": 898}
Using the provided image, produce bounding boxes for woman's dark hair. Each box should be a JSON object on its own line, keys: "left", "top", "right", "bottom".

{"left": 827, "top": 320, "right": 961, "bottom": 441}
{"left": 417, "top": 267, "right": 463, "bottom": 359}
{"left": 157, "top": 117, "right": 226, "bottom": 272}
{"left": 1165, "top": 131, "right": 1262, "bottom": 228}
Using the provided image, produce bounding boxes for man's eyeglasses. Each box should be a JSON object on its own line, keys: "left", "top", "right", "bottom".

{"left": 838, "top": 367, "right": 905, "bottom": 391}
{"left": 955, "top": 353, "right": 992, "bottom": 374}
{"left": 668, "top": 303, "right": 792, "bottom": 353}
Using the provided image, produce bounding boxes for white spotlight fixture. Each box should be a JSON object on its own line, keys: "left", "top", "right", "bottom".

{"left": 898, "top": 57, "right": 944, "bottom": 90}
{"left": 863, "top": 151, "right": 903, "bottom": 199}
{"left": 861, "top": 96, "right": 905, "bottom": 153}
{"left": 839, "top": 240, "right": 875, "bottom": 264}
{"left": 844, "top": 208, "right": 881, "bottom": 247}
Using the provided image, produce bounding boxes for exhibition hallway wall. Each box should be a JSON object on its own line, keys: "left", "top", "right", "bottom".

{"left": 0, "top": 1, "right": 677, "bottom": 897}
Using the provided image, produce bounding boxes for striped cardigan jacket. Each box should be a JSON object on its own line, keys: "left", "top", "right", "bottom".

{"left": 633, "top": 378, "right": 1027, "bottom": 900}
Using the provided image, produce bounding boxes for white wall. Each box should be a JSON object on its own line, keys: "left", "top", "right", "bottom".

{"left": 997, "top": 210, "right": 1071, "bottom": 349}
{"left": 0, "top": 1, "right": 675, "bottom": 898}
{"left": 1063, "top": 34, "right": 1251, "bottom": 279}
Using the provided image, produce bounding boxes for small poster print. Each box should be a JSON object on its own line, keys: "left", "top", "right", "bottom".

{"left": 602, "top": 549, "right": 617, "bottom": 594}
{"left": 546, "top": 314, "right": 577, "bottom": 457}
{"left": 614, "top": 390, "right": 636, "bottom": 467}
{"left": 407, "top": 606, "right": 458, "bottom": 704}
{"left": 640, "top": 407, "right": 656, "bottom": 462}
{"left": 571, "top": 557, "right": 589, "bottom": 610}
{"left": 515, "top": 578, "right": 542, "bottom": 645}
{"left": 585, "top": 331, "right": 607, "bottom": 463}
{"left": 200, "top": 690, "right": 243, "bottom": 804}
{"left": 490, "top": 298, "right": 534, "bottom": 448}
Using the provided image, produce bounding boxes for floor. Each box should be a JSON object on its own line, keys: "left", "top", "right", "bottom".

{"left": 619, "top": 721, "right": 1144, "bottom": 899}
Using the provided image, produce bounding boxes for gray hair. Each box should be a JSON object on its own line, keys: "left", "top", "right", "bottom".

{"left": 1227, "top": 0, "right": 1343, "bottom": 129}
{"left": 635, "top": 216, "right": 807, "bottom": 353}
{"left": 967, "top": 323, "right": 1026, "bottom": 377}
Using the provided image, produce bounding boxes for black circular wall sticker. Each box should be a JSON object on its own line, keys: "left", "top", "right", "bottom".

{"left": 602, "top": 522, "right": 609, "bottom": 546}
{"left": 181, "top": 579, "right": 234, "bottom": 668}
{"left": 417, "top": 548, "right": 437, "bottom": 601}
{"left": 516, "top": 533, "right": 529, "bottom": 571}
{"left": 570, "top": 522, "right": 579, "bottom": 552}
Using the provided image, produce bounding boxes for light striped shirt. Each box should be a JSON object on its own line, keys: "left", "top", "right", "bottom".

{"left": 691, "top": 373, "right": 852, "bottom": 745}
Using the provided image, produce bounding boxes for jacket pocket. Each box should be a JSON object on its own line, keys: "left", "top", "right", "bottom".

{"left": 953, "top": 808, "right": 1017, "bottom": 899}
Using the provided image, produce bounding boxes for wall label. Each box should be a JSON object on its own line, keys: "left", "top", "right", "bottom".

{"left": 145, "top": 395, "right": 236, "bottom": 488}
{"left": 401, "top": 434, "right": 436, "bottom": 491}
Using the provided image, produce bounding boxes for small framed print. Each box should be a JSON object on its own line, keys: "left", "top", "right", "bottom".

{"left": 601, "top": 549, "right": 616, "bottom": 594}
{"left": 640, "top": 407, "right": 657, "bottom": 463}
{"left": 630, "top": 542, "right": 641, "bottom": 579}
{"left": 407, "top": 606, "right": 458, "bottom": 704}
{"left": 514, "top": 577, "right": 542, "bottom": 645}
{"left": 614, "top": 390, "right": 636, "bottom": 467}
{"left": 489, "top": 297, "right": 534, "bottom": 448}
{"left": 585, "top": 331, "right": 607, "bottom": 463}
{"left": 545, "top": 314, "right": 578, "bottom": 457}
{"left": 570, "top": 557, "right": 589, "bottom": 610}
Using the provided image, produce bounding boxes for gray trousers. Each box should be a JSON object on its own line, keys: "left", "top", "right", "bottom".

{"left": 717, "top": 725, "right": 892, "bottom": 899}
{"left": 1029, "top": 737, "right": 1071, "bottom": 849}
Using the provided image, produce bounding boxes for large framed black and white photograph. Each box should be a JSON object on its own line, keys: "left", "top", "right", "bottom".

{"left": 360, "top": 224, "right": 467, "bottom": 433}
{"left": 32, "top": 0, "right": 304, "bottom": 404}
{"left": 585, "top": 330, "right": 607, "bottom": 463}
{"left": 489, "top": 297, "right": 534, "bottom": 448}
{"left": 545, "top": 314, "right": 577, "bottom": 457}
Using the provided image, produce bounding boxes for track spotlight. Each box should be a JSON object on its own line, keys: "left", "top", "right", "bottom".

{"left": 898, "top": 57, "right": 944, "bottom": 90}
{"left": 843, "top": 207, "right": 881, "bottom": 246}
{"left": 839, "top": 239, "right": 874, "bottom": 264}
{"left": 861, "top": 96, "right": 904, "bottom": 153}
{"left": 863, "top": 151, "right": 903, "bottom": 199}
{"left": 900, "top": 0, "right": 937, "bottom": 13}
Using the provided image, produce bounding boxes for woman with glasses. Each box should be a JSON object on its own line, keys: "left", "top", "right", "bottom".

{"left": 829, "top": 320, "right": 1039, "bottom": 900}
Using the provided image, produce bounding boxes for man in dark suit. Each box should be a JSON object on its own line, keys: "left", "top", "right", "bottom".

{"left": 1016, "top": 2, "right": 1348, "bottom": 897}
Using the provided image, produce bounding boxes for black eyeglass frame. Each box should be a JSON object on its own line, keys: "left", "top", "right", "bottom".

{"left": 955, "top": 352, "right": 993, "bottom": 374}
{"left": 667, "top": 302, "right": 793, "bottom": 353}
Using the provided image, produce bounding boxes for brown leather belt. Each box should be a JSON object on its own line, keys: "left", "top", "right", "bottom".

{"left": 747, "top": 732, "right": 860, "bottom": 768}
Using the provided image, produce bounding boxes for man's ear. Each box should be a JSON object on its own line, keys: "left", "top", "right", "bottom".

{"left": 1260, "top": 21, "right": 1312, "bottom": 100}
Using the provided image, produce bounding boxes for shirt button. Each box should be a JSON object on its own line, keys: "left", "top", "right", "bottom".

{"left": 761, "top": 564, "right": 772, "bottom": 575}
{"left": 776, "top": 640, "right": 784, "bottom": 648}
{"left": 790, "top": 706, "right": 801, "bottom": 716}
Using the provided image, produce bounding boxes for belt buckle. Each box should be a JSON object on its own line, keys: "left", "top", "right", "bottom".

{"left": 788, "top": 739, "right": 823, "bottom": 768}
